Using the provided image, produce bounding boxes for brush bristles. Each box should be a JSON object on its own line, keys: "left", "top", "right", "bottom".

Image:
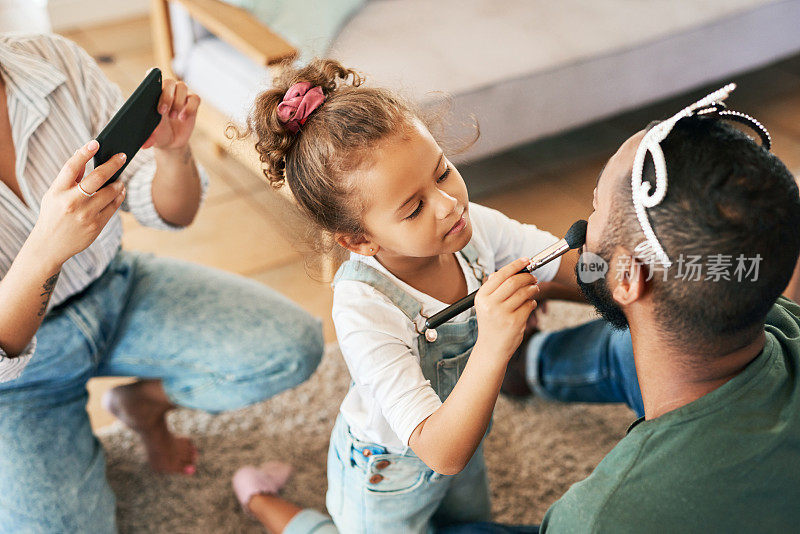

{"left": 565, "top": 219, "right": 587, "bottom": 249}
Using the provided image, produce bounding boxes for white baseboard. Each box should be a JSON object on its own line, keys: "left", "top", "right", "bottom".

{"left": 48, "top": 0, "right": 150, "bottom": 31}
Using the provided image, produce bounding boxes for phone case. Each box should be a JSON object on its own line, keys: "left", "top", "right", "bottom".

{"left": 94, "top": 68, "right": 163, "bottom": 188}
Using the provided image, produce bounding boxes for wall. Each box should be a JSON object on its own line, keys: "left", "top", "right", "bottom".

{"left": 48, "top": 0, "right": 149, "bottom": 31}
{"left": 0, "top": 0, "right": 51, "bottom": 32}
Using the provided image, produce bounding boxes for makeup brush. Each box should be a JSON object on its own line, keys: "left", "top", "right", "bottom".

{"left": 424, "top": 219, "right": 587, "bottom": 332}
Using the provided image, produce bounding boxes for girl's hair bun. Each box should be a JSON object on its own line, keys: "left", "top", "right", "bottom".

{"left": 229, "top": 58, "right": 363, "bottom": 188}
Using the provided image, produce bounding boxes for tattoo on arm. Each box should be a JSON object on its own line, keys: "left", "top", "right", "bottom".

{"left": 37, "top": 272, "right": 60, "bottom": 317}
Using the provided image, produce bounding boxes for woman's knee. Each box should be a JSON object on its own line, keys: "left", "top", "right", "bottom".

{"left": 200, "top": 313, "right": 324, "bottom": 412}
{"left": 294, "top": 311, "right": 325, "bottom": 380}
{"left": 244, "top": 286, "right": 325, "bottom": 385}
{"left": 266, "top": 308, "right": 324, "bottom": 387}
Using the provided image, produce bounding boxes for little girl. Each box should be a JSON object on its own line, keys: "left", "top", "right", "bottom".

{"left": 231, "top": 59, "right": 576, "bottom": 533}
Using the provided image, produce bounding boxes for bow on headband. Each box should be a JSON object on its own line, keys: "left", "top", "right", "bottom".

{"left": 630, "top": 83, "right": 771, "bottom": 269}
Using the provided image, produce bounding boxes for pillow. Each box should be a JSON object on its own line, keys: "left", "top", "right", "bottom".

{"left": 222, "top": 0, "right": 366, "bottom": 62}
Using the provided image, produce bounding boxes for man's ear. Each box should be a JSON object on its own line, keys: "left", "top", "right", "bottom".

{"left": 335, "top": 232, "right": 380, "bottom": 256}
{"left": 612, "top": 253, "right": 647, "bottom": 306}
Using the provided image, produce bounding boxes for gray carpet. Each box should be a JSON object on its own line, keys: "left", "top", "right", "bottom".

{"left": 98, "top": 302, "right": 633, "bottom": 533}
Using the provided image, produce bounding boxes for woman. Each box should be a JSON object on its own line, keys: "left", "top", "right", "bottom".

{"left": 0, "top": 33, "right": 323, "bottom": 533}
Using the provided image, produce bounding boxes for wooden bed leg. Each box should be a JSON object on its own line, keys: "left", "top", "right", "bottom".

{"left": 150, "top": 0, "right": 176, "bottom": 77}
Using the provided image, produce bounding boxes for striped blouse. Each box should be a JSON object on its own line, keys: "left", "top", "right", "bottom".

{"left": 0, "top": 34, "right": 209, "bottom": 383}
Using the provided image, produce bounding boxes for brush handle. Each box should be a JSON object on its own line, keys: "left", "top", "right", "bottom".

{"left": 424, "top": 265, "right": 532, "bottom": 330}
{"left": 423, "top": 229, "right": 584, "bottom": 332}
{"left": 425, "top": 290, "right": 479, "bottom": 330}
{"left": 423, "top": 246, "right": 568, "bottom": 331}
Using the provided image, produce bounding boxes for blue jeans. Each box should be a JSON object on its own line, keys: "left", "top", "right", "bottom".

{"left": 329, "top": 415, "right": 489, "bottom": 533}
{"left": 526, "top": 319, "right": 643, "bottom": 418}
{"left": 0, "top": 249, "right": 324, "bottom": 533}
{"left": 284, "top": 415, "right": 490, "bottom": 534}
{"left": 439, "top": 525, "right": 539, "bottom": 534}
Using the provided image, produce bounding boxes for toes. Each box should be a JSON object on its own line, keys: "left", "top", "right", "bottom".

{"left": 181, "top": 439, "right": 199, "bottom": 475}
{"left": 144, "top": 434, "right": 199, "bottom": 475}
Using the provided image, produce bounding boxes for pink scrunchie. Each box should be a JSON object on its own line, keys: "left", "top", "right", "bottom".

{"left": 276, "top": 82, "right": 326, "bottom": 134}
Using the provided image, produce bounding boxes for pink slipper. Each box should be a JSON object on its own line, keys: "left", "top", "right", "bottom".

{"left": 232, "top": 461, "right": 293, "bottom": 513}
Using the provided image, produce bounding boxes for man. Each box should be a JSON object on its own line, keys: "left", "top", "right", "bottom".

{"left": 450, "top": 88, "right": 800, "bottom": 532}
{"left": 0, "top": 33, "right": 323, "bottom": 532}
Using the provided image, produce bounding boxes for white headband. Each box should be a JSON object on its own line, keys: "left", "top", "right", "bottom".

{"left": 631, "top": 83, "right": 737, "bottom": 269}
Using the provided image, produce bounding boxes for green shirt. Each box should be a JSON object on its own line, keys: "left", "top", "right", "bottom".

{"left": 541, "top": 297, "right": 800, "bottom": 533}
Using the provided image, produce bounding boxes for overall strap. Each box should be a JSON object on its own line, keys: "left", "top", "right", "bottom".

{"left": 459, "top": 241, "right": 480, "bottom": 265}
{"left": 333, "top": 261, "right": 422, "bottom": 322}
{"left": 458, "top": 241, "right": 486, "bottom": 283}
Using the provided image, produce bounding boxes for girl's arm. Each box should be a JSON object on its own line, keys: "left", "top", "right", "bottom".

{"left": 408, "top": 258, "right": 538, "bottom": 475}
{"left": 407, "top": 338, "right": 510, "bottom": 475}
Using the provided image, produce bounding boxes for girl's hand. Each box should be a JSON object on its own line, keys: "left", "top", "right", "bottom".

{"left": 142, "top": 78, "right": 201, "bottom": 151}
{"left": 29, "top": 140, "right": 127, "bottom": 267}
{"left": 473, "top": 258, "right": 540, "bottom": 361}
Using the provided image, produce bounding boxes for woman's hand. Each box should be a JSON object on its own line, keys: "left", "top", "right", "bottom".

{"left": 142, "top": 78, "right": 201, "bottom": 151}
{"left": 143, "top": 78, "right": 203, "bottom": 227}
{"left": 28, "top": 139, "right": 127, "bottom": 268}
{"left": 473, "top": 257, "right": 539, "bottom": 361}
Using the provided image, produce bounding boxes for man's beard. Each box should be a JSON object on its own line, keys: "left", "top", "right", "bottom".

{"left": 575, "top": 248, "right": 629, "bottom": 330}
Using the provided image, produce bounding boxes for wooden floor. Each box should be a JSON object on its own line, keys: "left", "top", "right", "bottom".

{"left": 58, "top": 17, "right": 800, "bottom": 430}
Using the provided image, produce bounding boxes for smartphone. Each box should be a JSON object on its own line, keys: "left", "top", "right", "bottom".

{"left": 94, "top": 68, "right": 163, "bottom": 188}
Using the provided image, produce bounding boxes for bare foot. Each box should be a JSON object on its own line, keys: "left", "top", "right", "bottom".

{"left": 102, "top": 379, "right": 198, "bottom": 475}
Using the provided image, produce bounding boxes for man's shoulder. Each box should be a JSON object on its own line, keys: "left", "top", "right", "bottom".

{"left": 541, "top": 429, "right": 649, "bottom": 533}
{"left": 767, "top": 296, "right": 800, "bottom": 333}
{"left": 763, "top": 297, "right": 800, "bottom": 371}
{"left": 543, "top": 378, "right": 800, "bottom": 532}
{"left": 541, "top": 421, "right": 725, "bottom": 532}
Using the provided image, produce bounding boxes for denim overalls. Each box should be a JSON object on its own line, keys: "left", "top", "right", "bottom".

{"left": 326, "top": 245, "right": 492, "bottom": 534}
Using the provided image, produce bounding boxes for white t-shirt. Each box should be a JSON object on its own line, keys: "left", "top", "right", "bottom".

{"left": 332, "top": 203, "right": 561, "bottom": 452}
